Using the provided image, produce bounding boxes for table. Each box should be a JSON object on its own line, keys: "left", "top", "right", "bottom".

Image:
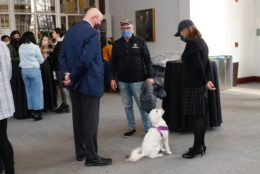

{"left": 162, "top": 60, "right": 222, "bottom": 131}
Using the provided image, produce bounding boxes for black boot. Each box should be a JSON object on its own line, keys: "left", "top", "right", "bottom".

{"left": 32, "top": 110, "right": 42, "bottom": 121}
{"left": 56, "top": 103, "right": 65, "bottom": 113}
{"left": 63, "top": 104, "right": 70, "bottom": 113}
{"left": 56, "top": 104, "right": 70, "bottom": 114}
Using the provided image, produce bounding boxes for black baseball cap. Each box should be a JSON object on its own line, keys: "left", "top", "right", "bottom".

{"left": 174, "top": 19, "right": 194, "bottom": 37}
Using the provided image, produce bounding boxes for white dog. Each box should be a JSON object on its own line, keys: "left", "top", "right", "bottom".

{"left": 128, "top": 108, "right": 172, "bottom": 161}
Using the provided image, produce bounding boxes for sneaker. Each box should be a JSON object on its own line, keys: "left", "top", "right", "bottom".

{"left": 123, "top": 129, "right": 136, "bottom": 137}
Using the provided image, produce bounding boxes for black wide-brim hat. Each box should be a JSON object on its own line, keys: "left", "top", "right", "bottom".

{"left": 174, "top": 19, "right": 194, "bottom": 37}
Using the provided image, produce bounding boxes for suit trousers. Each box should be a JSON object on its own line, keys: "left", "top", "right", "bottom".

{"left": 70, "top": 90, "right": 100, "bottom": 161}
{"left": 0, "top": 119, "right": 14, "bottom": 174}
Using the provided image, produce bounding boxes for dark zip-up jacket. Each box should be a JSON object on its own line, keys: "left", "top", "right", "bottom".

{"left": 50, "top": 41, "right": 62, "bottom": 71}
{"left": 111, "top": 35, "right": 153, "bottom": 83}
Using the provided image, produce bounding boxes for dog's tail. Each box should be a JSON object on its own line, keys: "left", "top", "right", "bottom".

{"left": 128, "top": 147, "right": 144, "bottom": 162}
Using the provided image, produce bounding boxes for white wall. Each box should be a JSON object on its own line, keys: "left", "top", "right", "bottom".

{"left": 255, "top": 0, "right": 260, "bottom": 76}
{"left": 108, "top": 0, "right": 182, "bottom": 56}
{"left": 190, "top": 0, "right": 256, "bottom": 78}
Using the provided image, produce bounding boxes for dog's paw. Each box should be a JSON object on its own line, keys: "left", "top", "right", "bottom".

{"left": 158, "top": 153, "right": 164, "bottom": 158}
{"left": 166, "top": 151, "right": 172, "bottom": 155}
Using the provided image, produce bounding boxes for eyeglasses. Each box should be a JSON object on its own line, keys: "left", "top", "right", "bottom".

{"left": 121, "top": 27, "right": 131, "bottom": 30}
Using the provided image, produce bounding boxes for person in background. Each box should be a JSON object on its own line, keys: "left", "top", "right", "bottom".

{"left": 8, "top": 31, "right": 30, "bottom": 119}
{"left": 19, "top": 31, "right": 45, "bottom": 121}
{"left": 51, "top": 28, "right": 70, "bottom": 113}
{"left": 0, "top": 41, "right": 15, "bottom": 174}
{"left": 59, "top": 8, "right": 112, "bottom": 166}
{"left": 39, "top": 35, "right": 57, "bottom": 112}
{"left": 174, "top": 19, "right": 216, "bottom": 158}
{"left": 102, "top": 37, "right": 114, "bottom": 92}
{"left": 1, "top": 35, "right": 10, "bottom": 45}
{"left": 110, "top": 19, "right": 154, "bottom": 137}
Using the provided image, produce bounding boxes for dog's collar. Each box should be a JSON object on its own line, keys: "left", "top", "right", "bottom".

{"left": 151, "top": 125, "right": 168, "bottom": 137}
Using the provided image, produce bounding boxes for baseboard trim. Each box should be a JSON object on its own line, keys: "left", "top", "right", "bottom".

{"left": 237, "top": 76, "right": 260, "bottom": 84}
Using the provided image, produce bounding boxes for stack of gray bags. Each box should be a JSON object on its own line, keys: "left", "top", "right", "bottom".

{"left": 140, "top": 80, "right": 167, "bottom": 113}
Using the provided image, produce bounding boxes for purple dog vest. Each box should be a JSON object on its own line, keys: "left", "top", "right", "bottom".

{"left": 151, "top": 125, "right": 168, "bottom": 137}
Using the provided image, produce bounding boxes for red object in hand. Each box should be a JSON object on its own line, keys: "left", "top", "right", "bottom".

{"left": 235, "top": 42, "right": 238, "bottom": 47}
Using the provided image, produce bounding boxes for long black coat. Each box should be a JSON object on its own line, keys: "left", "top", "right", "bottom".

{"left": 181, "top": 38, "right": 212, "bottom": 88}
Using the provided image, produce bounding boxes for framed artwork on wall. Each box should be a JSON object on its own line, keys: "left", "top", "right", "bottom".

{"left": 135, "top": 8, "right": 155, "bottom": 42}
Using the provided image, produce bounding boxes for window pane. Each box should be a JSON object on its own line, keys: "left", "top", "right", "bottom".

{"left": 0, "top": 14, "right": 9, "bottom": 27}
{"left": 68, "top": 16, "right": 83, "bottom": 28}
{"left": 0, "top": 0, "right": 8, "bottom": 12}
{"left": 60, "top": 0, "right": 96, "bottom": 14}
{"left": 61, "top": 16, "right": 66, "bottom": 33}
{"left": 36, "top": 0, "right": 55, "bottom": 13}
{"left": 79, "top": 0, "right": 96, "bottom": 14}
{"left": 60, "top": 0, "right": 77, "bottom": 14}
{"left": 15, "top": 0, "right": 34, "bottom": 13}
{"left": 15, "top": 14, "right": 36, "bottom": 35}
{"left": 37, "top": 15, "right": 56, "bottom": 34}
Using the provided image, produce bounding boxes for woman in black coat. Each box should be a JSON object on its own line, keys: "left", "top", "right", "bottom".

{"left": 174, "top": 20, "right": 216, "bottom": 158}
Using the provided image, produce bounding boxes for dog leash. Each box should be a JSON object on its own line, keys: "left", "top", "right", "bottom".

{"left": 151, "top": 125, "right": 168, "bottom": 137}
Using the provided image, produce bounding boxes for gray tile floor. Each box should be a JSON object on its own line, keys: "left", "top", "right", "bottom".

{"left": 7, "top": 83, "right": 260, "bottom": 174}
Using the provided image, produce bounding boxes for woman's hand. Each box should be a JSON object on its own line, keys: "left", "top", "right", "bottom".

{"left": 206, "top": 81, "right": 216, "bottom": 91}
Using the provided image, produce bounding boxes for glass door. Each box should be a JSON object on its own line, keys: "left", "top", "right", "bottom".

{"left": 60, "top": 14, "right": 112, "bottom": 47}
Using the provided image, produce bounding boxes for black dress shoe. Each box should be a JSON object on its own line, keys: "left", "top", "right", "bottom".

{"left": 32, "top": 110, "right": 42, "bottom": 121}
{"left": 189, "top": 145, "right": 206, "bottom": 154}
{"left": 123, "top": 129, "right": 136, "bottom": 137}
{"left": 76, "top": 155, "right": 85, "bottom": 161}
{"left": 85, "top": 157, "right": 112, "bottom": 166}
{"left": 182, "top": 147, "right": 204, "bottom": 159}
{"left": 99, "top": 156, "right": 112, "bottom": 161}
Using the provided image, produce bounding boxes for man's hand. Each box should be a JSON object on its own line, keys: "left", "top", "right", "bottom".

{"left": 63, "top": 72, "right": 73, "bottom": 86}
{"left": 146, "top": 78, "right": 155, "bottom": 84}
{"left": 206, "top": 81, "right": 216, "bottom": 91}
{"left": 111, "top": 80, "right": 117, "bottom": 91}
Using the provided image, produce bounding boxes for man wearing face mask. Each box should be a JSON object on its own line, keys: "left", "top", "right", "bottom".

{"left": 111, "top": 19, "right": 154, "bottom": 137}
{"left": 59, "top": 8, "right": 112, "bottom": 166}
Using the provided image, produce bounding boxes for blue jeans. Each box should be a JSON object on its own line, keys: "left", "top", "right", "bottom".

{"left": 22, "top": 68, "right": 44, "bottom": 110}
{"left": 118, "top": 81, "right": 150, "bottom": 131}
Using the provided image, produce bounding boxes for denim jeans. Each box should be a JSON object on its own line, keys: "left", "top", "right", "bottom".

{"left": 118, "top": 81, "right": 150, "bottom": 131}
{"left": 22, "top": 68, "right": 44, "bottom": 110}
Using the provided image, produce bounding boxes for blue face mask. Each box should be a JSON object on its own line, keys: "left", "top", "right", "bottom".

{"left": 121, "top": 30, "right": 132, "bottom": 38}
{"left": 180, "top": 35, "right": 184, "bottom": 41}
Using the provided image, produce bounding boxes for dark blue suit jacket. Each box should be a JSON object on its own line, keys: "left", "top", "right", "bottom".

{"left": 59, "top": 20, "right": 104, "bottom": 97}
